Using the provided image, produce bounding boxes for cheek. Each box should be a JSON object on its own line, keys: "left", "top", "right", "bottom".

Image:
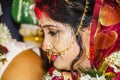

{"left": 62, "top": 50, "right": 78, "bottom": 61}
{"left": 53, "top": 40, "right": 80, "bottom": 70}
{"left": 54, "top": 34, "right": 73, "bottom": 51}
{"left": 54, "top": 54, "right": 75, "bottom": 70}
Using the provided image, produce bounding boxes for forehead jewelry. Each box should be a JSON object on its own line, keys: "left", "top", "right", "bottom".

{"left": 55, "top": 0, "right": 89, "bottom": 54}
{"left": 56, "top": 0, "right": 89, "bottom": 54}
{"left": 75, "top": 0, "right": 89, "bottom": 35}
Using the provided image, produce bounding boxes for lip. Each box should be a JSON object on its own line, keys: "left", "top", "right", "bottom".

{"left": 50, "top": 54, "right": 58, "bottom": 61}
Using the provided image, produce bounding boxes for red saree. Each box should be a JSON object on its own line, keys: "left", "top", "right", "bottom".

{"left": 90, "top": 0, "right": 120, "bottom": 79}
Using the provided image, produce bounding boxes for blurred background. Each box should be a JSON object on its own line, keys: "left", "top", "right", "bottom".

{"left": 0, "top": 0, "right": 43, "bottom": 47}
{"left": 0, "top": 0, "right": 22, "bottom": 41}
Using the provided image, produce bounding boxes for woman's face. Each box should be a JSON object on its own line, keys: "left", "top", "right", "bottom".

{"left": 39, "top": 13, "right": 80, "bottom": 70}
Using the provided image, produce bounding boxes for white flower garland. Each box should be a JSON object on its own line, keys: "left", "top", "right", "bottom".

{"left": 0, "top": 23, "right": 12, "bottom": 71}
{"left": 0, "top": 23, "right": 12, "bottom": 45}
{"left": 43, "top": 69, "right": 62, "bottom": 80}
{"left": 43, "top": 68, "right": 107, "bottom": 80}
{"left": 108, "top": 51, "right": 120, "bottom": 73}
{"left": 0, "top": 3, "right": 2, "bottom": 16}
{"left": 80, "top": 74, "right": 106, "bottom": 80}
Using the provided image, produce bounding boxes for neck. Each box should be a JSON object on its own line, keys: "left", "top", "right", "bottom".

{"left": 73, "top": 52, "right": 91, "bottom": 71}
{"left": 81, "top": 26, "right": 91, "bottom": 57}
{"left": 74, "top": 26, "right": 91, "bottom": 71}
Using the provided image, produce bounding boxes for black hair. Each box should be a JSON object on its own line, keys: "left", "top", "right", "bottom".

{"left": 36, "top": 0, "right": 94, "bottom": 27}
{"left": 36, "top": 0, "right": 95, "bottom": 79}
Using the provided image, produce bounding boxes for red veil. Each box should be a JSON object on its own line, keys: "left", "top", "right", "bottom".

{"left": 90, "top": 0, "right": 120, "bottom": 79}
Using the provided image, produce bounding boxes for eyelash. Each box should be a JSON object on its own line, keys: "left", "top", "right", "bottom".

{"left": 40, "top": 30, "right": 44, "bottom": 37}
{"left": 49, "top": 30, "right": 59, "bottom": 36}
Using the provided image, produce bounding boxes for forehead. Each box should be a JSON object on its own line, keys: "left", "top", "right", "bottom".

{"left": 38, "top": 12, "right": 50, "bottom": 26}
{"left": 38, "top": 12, "right": 71, "bottom": 29}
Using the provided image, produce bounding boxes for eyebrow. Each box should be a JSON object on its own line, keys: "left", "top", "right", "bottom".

{"left": 42, "top": 24, "right": 58, "bottom": 28}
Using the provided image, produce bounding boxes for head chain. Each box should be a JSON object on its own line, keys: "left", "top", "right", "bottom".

{"left": 65, "top": 0, "right": 89, "bottom": 35}
{"left": 75, "top": 0, "right": 89, "bottom": 35}
{"left": 47, "top": 0, "right": 89, "bottom": 58}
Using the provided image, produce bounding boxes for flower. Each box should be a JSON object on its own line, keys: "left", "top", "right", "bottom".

{"left": 0, "top": 44, "right": 8, "bottom": 55}
{"left": 0, "top": 23, "right": 12, "bottom": 45}
{"left": 80, "top": 74, "right": 106, "bottom": 80}
{"left": 0, "top": 44, "right": 8, "bottom": 67}
{"left": 43, "top": 67, "right": 64, "bottom": 80}
{"left": 49, "top": 67, "right": 55, "bottom": 76}
{"left": 43, "top": 50, "right": 120, "bottom": 80}
{"left": 78, "top": 55, "right": 118, "bottom": 80}
{"left": 79, "top": 67, "right": 110, "bottom": 80}
{"left": 0, "top": 23, "right": 10, "bottom": 70}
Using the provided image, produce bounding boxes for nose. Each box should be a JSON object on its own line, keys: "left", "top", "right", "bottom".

{"left": 41, "top": 38, "right": 52, "bottom": 52}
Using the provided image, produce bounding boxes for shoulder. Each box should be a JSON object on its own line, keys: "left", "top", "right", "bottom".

{"left": 1, "top": 49, "right": 47, "bottom": 80}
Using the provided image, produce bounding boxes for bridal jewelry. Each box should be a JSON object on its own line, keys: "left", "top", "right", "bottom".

{"left": 64, "top": 0, "right": 90, "bottom": 35}
{"left": 47, "top": 0, "right": 89, "bottom": 61}
{"left": 76, "top": 0, "right": 89, "bottom": 35}
{"left": 46, "top": 36, "right": 76, "bottom": 63}
{"left": 48, "top": 36, "right": 75, "bottom": 55}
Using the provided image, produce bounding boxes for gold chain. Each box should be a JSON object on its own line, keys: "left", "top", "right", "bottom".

{"left": 48, "top": 0, "right": 89, "bottom": 56}
{"left": 75, "top": 0, "right": 89, "bottom": 35}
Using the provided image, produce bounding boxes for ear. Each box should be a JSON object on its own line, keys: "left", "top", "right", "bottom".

{"left": 81, "top": 26, "right": 91, "bottom": 35}
{"left": 80, "top": 26, "right": 91, "bottom": 54}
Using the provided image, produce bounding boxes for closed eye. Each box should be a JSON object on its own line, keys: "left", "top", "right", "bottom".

{"left": 49, "top": 30, "right": 59, "bottom": 36}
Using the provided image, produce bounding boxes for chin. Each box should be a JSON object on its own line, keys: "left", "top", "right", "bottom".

{"left": 54, "top": 62, "right": 71, "bottom": 71}
{"left": 54, "top": 62, "right": 63, "bottom": 70}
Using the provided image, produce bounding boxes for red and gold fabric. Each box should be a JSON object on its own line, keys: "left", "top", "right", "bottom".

{"left": 90, "top": 0, "right": 120, "bottom": 79}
